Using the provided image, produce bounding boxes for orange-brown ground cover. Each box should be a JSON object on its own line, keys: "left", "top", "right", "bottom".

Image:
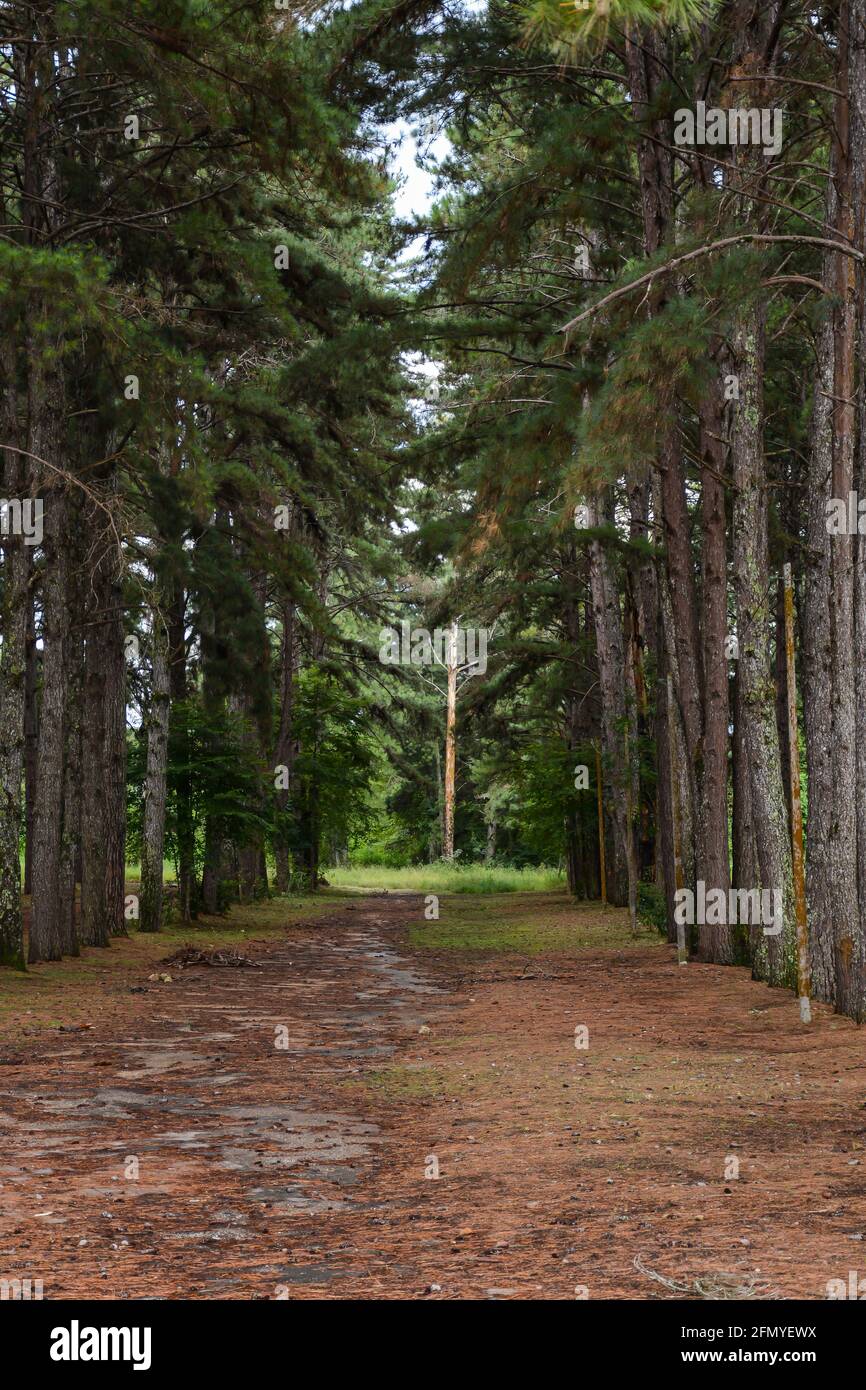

{"left": 0, "top": 892, "right": 863, "bottom": 1299}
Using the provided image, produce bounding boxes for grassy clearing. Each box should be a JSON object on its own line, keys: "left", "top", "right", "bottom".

{"left": 406, "top": 891, "right": 660, "bottom": 955}
{"left": 328, "top": 863, "right": 565, "bottom": 894}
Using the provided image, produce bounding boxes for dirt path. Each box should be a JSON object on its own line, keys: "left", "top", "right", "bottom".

{"left": 1, "top": 893, "right": 864, "bottom": 1299}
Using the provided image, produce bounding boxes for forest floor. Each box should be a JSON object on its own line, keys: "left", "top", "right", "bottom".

{"left": 0, "top": 889, "right": 864, "bottom": 1300}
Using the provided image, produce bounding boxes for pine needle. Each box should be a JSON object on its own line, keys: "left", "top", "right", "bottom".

{"left": 634, "top": 1254, "right": 777, "bottom": 1300}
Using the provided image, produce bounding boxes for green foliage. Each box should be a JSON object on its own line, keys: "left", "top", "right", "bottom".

{"left": 517, "top": 0, "right": 715, "bottom": 52}
{"left": 637, "top": 881, "right": 668, "bottom": 936}
{"left": 127, "top": 701, "right": 268, "bottom": 873}
{"left": 288, "top": 665, "right": 381, "bottom": 865}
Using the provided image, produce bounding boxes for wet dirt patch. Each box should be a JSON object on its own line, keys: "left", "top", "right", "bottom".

{"left": 0, "top": 898, "right": 451, "bottom": 1297}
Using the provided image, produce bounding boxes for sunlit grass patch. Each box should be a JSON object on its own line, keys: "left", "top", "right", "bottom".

{"left": 362, "top": 1065, "right": 459, "bottom": 1100}
{"left": 407, "top": 892, "right": 660, "bottom": 954}
{"left": 351, "top": 1062, "right": 498, "bottom": 1102}
{"left": 328, "top": 863, "right": 565, "bottom": 894}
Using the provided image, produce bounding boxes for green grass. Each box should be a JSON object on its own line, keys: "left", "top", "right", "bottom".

{"left": 328, "top": 863, "right": 565, "bottom": 894}
{"left": 360, "top": 1065, "right": 466, "bottom": 1100}
{"left": 406, "top": 891, "right": 660, "bottom": 954}
{"left": 124, "top": 860, "right": 174, "bottom": 882}
{"left": 346, "top": 1061, "right": 500, "bottom": 1103}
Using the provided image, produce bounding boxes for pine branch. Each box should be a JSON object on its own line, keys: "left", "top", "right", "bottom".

{"left": 560, "top": 234, "right": 865, "bottom": 335}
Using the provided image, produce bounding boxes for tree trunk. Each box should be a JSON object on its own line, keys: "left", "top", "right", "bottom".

{"left": 140, "top": 610, "right": 170, "bottom": 932}
{"left": 853, "top": 0, "right": 866, "bottom": 1023}
{"left": 168, "top": 581, "right": 195, "bottom": 921}
{"left": 105, "top": 563, "right": 128, "bottom": 937}
{"left": 803, "top": 309, "right": 836, "bottom": 1002}
{"left": 626, "top": 20, "right": 702, "bottom": 903}
{"left": 443, "top": 620, "right": 457, "bottom": 859}
{"left": 587, "top": 492, "right": 637, "bottom": 925}
{"left": 273, "top": 593, "right": 296, "bottom": 893}
{"left": 831, "top": 0, "right": 866, "bottom": 1020}
{"left": 0, "top": 344, "right": 27, "bottom": 971}
{"left": 803, "top": 0, "right": 866, "bottom": 1015}
{"left": 80, "top": 532, "right": 126, "bottom": 946}
{"left": 23, "top": 589, "right": 37, "bottom": 897}
{"left": 654, "top": 478, "right": 696, "bottom": 904}
{"left": 698, "top": 378, "right": 733, "bottom": 962}
{"left": 726, "top": 0, "right": 794, "bottom": 987}
{"left": 731, "top": 663, "right": 757, "bottom": 965}
{"left": 200, "top": 821, "right": 222, "bottom": 915}
{"left": 58, "top": 524, "right": 83, "bottom": 958}
{"left": 273, "top": 506, "right": 297, "bottom": 893}
{"left": 730, "top": 310, "right": 795, "bottom": 987}
{"left": 29, "top": 424, "right": 68, "bottom": 963}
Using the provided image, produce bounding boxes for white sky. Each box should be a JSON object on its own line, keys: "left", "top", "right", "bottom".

{"left": 387, "top": 121, "right": 451, "bottom": 221}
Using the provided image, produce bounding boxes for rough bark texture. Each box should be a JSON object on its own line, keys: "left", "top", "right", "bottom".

{"left": 443, "top": 620, "right": 457, "bottom": 861}
{"left": 28, "top": 403, "right": 68, "bottom": 964}
{"left": 627, "top": 480, "right": 655, "bottom": 880}
{"left": 168, "top": 578, "right": 195, "bottom": 920}
{"left": 730, "top": 311, "right": 795, "bottom": 988}
{"left": 273, "top": 593, "right": 296, "bottom": 894}
{"left": 23, "top": 589, "right": 37, "bottom": 898}
{"left": 562, "top": 537, "right": 591, "bottom": 898}
{"left": 587, "top": 492, "right": 636, "bottom": 924}
{"left": 237, "top": 560, "right": 270, "bottom": 903}
{"left": 58, "top": 521, "right": 83, "bottom": 958}
{"left": 804, "top": 0, "right": 866, "bottom": 1016}
{"left": 827, "top": 0, "right": 862, "bottom": 1019}
{"left": 654, "top": 472, "right": 696, "bottom": 904}
{"left": 0, "top": 343, "right": 27, "bottom": 971}
{"left": 726, "top": 0, "right": 795, "bottom": 987}
{"left": 731, "top": 663, "right": 757, "bottom": 965}
{"left": 626, "top": 22, "right": 702, "bottom": 903}
{"left": 803, "top": 310, "right": 836, "bottom": 1002}
{"left": 80, "top": 528, "right": 126, "bottom": 947}
{"left": 139, "top": 611, "right": 170, "bottom": 933}
{"left": 698, "top": 378, "right": 733, "bottom": 962}
{"left": 854, "top": 0, "right": 866, "bottom": 1022}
